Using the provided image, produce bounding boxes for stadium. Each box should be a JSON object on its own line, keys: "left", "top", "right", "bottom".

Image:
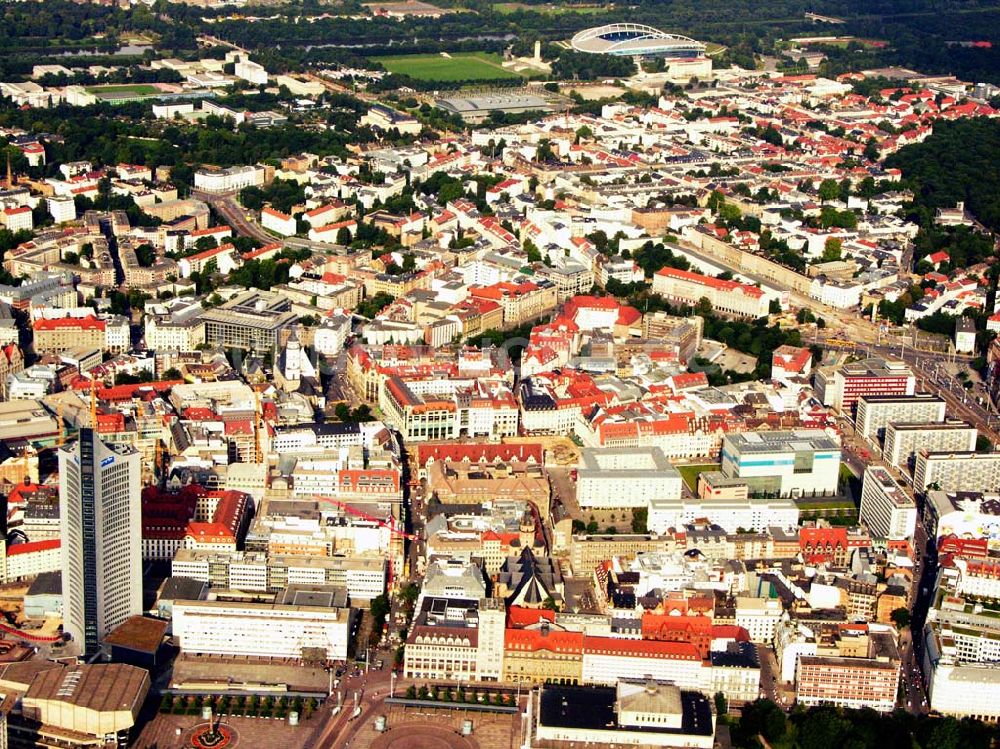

{"left": 570, "top": 23, "right": 707, "bottom": 59}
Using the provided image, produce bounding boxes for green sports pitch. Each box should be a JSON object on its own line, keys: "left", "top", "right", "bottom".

{"left": 373, "top": 52, "right": 523, "bottom": 82}
{"left": 84, "top": 84, "right": 161, "bottom": 96}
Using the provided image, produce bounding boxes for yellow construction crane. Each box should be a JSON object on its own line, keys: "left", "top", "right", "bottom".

{"left": 254, "top": 389, "right": 263, "bottom": 464}
{"left": 56, "top": 399, "right": 65, "bottom": 447}
{"left": 89, "top": 375, "right": 98, "bottom": 428}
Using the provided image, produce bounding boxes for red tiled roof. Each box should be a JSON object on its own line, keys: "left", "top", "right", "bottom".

{"left": 504, "top": 627, "right": 583, "bottom": 653}
{"left": 655, "top": 266, "right": 764, "bottom": 298}
{"left": 34, "top": 315, "right": 104, "bottom": 332}
{"left": 583, "top": 635, "right": 701, "bottom": 659}
{"left": 7, "top": 539, "right": 59, "bottom": 556}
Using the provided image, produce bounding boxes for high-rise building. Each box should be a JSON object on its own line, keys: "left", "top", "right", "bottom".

{"left": 914, "top": 451, "right": 1000, "bottom": 494}
{"left": 59, "top": 428, "right": 142, "bottom": 655}
{"left": 859, "top": 466, "right": 917, "bottom": 540}
{"left": 884, "top": 421, "right": 977, "bottom": 471}
{"left": 816, "top": 358, "right": 916, "bottom": 413}
{"left": 855, "top": 394, "right": 946, "bottom": 440}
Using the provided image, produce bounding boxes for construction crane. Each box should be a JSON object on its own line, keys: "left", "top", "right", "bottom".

{"left": 253, "top": 389, "right": 264, "bottom": 464}
{"left": 314, "top": 495, "right": 417, "bottom": 590}
{"left": 89, "top": 374, "right": 98, "bottom": 428}
{"left": 314, "top": 496, "right": 417, "bottom": 541}
{"left": 55, "top": 399, "right": 65, "bottom": 447}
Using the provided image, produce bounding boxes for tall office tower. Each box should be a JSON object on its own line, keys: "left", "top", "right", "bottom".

{"left": 59, "top": 428, "right": 141, "bottom": 655}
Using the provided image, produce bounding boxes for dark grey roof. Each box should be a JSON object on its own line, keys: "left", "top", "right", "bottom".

{"left": 538, "top": 685, "right": 713, "bottom": 737}
{"left": 158, "top": 576, "right": 209, "bottom": 602}
{"left": 26, "top": 571, "right": 61, "bottom": 597}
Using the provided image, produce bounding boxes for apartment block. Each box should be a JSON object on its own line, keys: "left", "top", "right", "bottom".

{"left": 914, "top": 451, "right": 1000, "bottom": 494}
{"left": 855, "top": 394, "right": 946, "bottom": 440}
{"left": 652, "top": 266, "right": 770, "bottom": 318}
{"left": 859, "top": 466, "right": 917, "bottom": 540}
{"left": 884, "top": 421, "right": 977, "bottom": 471}
{"left": 193, "top": 164, "right": 265, "bottom": 193}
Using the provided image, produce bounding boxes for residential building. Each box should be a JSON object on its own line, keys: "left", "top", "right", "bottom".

{"left": 469, "top": 280, "right": 559, "bottom": 328}
{"left": 859, "top": 466, "right": 917, "bottom": 540}
{"left": 855, "top": 394, "right": 946, "bottom": 440}
{"left": 735, "top": 596, "right": 783, "bottom": 643}
{"left": 652, "top": 266, "right": 769, "bottom": 318}
{"left": 193, "top": 164, "right": 265, "bottom": 193}
{"left": 915, "top": 451, "right": 1000, "bottom": 494}
{"left": 884, "top": 421, "right": 977, "bottom": 470}
{"left": 955, "top": 317, "right": 977, "bottom": 354}
{"left": 261, "top": 206, "right": 297, "bottom": 236}
{"left": 1, "top": 206, "right": 33, "bottom": 233}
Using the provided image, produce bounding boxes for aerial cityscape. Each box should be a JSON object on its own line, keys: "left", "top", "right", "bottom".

{"left": 1, "top": 0, "right": 1000, "bottom": 747}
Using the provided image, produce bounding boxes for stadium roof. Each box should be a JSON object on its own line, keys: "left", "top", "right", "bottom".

{"left": 570, "top": 23, "right": 706, "bottom": 58}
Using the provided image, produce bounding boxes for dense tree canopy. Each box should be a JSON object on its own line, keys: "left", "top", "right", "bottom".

{"left": 888, "top": 118, "right": 1000, "bottom": 234}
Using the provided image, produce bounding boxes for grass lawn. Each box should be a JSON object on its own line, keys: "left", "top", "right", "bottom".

{"left": 676, "top": 463, "right": 719, "bottom": 492}
{"left": 493, "top": 2, "right": 607, "bottom": 12}
{"left": 374, "top": 52, "right": 523, "bottom": 82}
{"left": 796, "top": 499, "right": 856, "bottom": 511}
{"left": 84, "top": 83, "right": 160, "bottom": 95}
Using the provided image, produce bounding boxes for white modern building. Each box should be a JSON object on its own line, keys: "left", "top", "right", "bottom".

{"left": 647, "top": 495, "right": 799, "bottom": 535}
{"left": 46, "top": 196, "right": 76, "bottom": 224}
{"left": 261, "top": 206, "right": 297, "bottom": 236}
{"left": 914, "top": 451, "right": 1000, "bottom": 494}
{"left": 576, "top": 447, "right": 682, "bottom": 509}
{"left": 720, "top": 430, "right": 841, "bottom": 498}
{"left": 194, "top": 164, "right": 265, "bottom": 193}
{"left": 855, "top": 394, "right": 946, "bottom": 440}
{"left": 172, "top": 592, "right": 353, "bottom": 660}
{"left": 927, "top": 662, "right": 1000, "bottom": 721}
{"left": 859, "top": 466, "right": 917, "bottom": 540}
{"left": 884, "top": 421, "right": 977, "bottom": 471}
{"left": 735, "top": 596, "right": 783, "bottom": 643}
{"left": 59, "top": 428, "right": 142, "bottom": 655}
{"left": 234, "top": 58, "right": 268, "bottom": 86}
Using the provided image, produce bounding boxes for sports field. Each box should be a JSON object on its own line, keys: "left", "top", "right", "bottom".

{"left": 374, "top": 52, "right": 522, "bottom": 82}
{"left": 84, "top": 83, "right": 160, "bottom": 96}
